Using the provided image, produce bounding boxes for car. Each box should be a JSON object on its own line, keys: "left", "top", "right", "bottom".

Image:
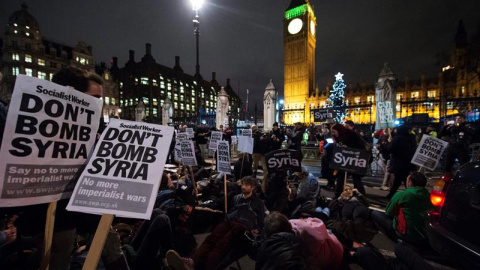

{"left": 427, "top": 161, "right": 480, "bottom": 269}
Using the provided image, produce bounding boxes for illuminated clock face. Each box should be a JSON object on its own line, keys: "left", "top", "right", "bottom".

{"left": 310, "top": 20, "right": 315, "bottom": 36}
{"left": 288, "top": 18, "right": 303, "bottom": 35}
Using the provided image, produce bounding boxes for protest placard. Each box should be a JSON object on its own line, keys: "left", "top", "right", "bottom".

{"left": 265, "top": 149, "right": 302, "bottom": 175}
{"left": 330, "top": 147, "right": 371, "bottom": 175}
{"left": 209, "top": 131, "right": 223, "bottom": 150}
{"left": 180, "top": 140, "right": 197, "bottom": 166}
{"left": 231, "top": 136, "right": 237, "bottom": 145}
{"left": 237, "top": 136, "right": 253, "bottom": 154}
{"left": 66, "top": 119, "right": 174, "bottom": 219}
{"left": 241, "top": 129, "right": 252, "bottom": 137}
{"left": 217, "top": 141, "right": 231, "bottom": 174}
{"left": 174, "top": 142, "right": 182, "bottom": 163}
{"left": 411, "top": 134, "right": 448, "bottom": 171}
{"left": 0, "top": 75, "right": 102, "bottom": 207}
{"left": 186, "top": 128, "right": 194, "bottom": 139}
{"left": 376, "top": 101, "right": 395, "bottom": 128}
{"left": 312, "top": 108, "right": 334, "bottom": 122}
{"left": 176, "top": 132, "right": 188, "bottom": 141}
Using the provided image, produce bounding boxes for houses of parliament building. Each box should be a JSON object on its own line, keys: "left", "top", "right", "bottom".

{"left": 283, "top": 0, "right": 480, "bottom": 125}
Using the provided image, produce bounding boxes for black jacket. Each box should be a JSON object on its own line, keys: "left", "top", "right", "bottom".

{"left": 388, "top": 125, "right": 417, "bottom": 173}
{"left": 256, "top": 232, "right": 305, "bottom": 270}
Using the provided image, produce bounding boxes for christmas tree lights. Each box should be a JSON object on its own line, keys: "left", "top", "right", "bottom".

{"left": 327, "top": 72, "right": 347, "bottom": 123}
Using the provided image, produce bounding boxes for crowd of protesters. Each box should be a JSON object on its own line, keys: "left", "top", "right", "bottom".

{"left": 2, "top": 67, "right": 480, "bottom": 270}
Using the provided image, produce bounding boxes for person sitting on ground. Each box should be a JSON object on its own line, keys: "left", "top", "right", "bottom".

{"left": 290, "top": 216, "right": 344, "bottom": 270}
{"left": 255, "top": 212, "right": 305, "bottom": 270}
{"left": 288, "top": 166, "right": 320, "bottom": 218}
{"left": 338, "top": 185, "right": 369, "bottom": 223}
{"left": 166, "top": 176, "right": 265, "bottom": 270}
{"left": 265, "top": 168, "right": 289, "bottom": 213}
{"left": 371, "top": 172, "right": 432, "bottom": 246}
{"left": 233, "top": 152, "right": 253, "bottom": 180}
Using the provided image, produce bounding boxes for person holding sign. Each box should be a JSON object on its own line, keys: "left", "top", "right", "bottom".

{"left": 386, "top": 125, "right": 417, "bottom": 199}
{"left": 1, "top": 67, "right": 130, "bottom": 270}
{"left": 439, "top": 114, "right": 476, "bottom": 174}
{"left": 330, "top": 124, "right": 368, "bottom": 197}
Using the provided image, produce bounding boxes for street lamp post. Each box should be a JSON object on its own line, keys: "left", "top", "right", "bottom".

{"left": 191, "top": 0, "right": 204, "bottom": 125}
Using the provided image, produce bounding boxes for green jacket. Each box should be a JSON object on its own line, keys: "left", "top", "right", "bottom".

{"left": 386, "top": 187, "right": 432, "bottom": 243}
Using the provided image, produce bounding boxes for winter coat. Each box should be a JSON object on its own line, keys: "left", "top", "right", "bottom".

{"left": 387, "top": 125, "right": 416, "bottom": 173}
{"left": 255, "top": 232, "right": 305, "bottom": 270}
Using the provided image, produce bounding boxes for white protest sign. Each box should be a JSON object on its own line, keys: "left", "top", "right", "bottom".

{"left": 237, "top": 136, "right": 254, "bottom": 154}
{"left": 176, "top": 132, "right": 188, "bottom": 141}
{"left": 0, "top": 75, "right": 102, "bottom": 207}
{"left": 411, "top": 134, "right": 448, "bottom": 171}
{"left": 217, "top": 141, "right": 231, "bottom": 174}
{"left": 241, "top": 129, "right": 252, "bottom": 137}
{"left": 376, "top": 101, "right": 395, "bottom": 128}
{"left": 186, "top": 128, "right": 194, "bottom": 139}
{"left": 231, "top": 136, "right": 237, "bottom": 145}
{"left": 66, "top": 119, "right": 174, "bottom": 219}
{"left": 180, "top": 140, "right": 197, "bottom": 166}
{"left": 174, "top": 142, "right": 182, "bottom": 163}
{"left": 209, "top": 131, "right": 223, "bottom": 150}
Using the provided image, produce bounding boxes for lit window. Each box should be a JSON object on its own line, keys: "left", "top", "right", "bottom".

{"left": 12, "top": 67, "right": 19, "bottom": 75}
{"left": 461, "top": 86, "right": 465, "bottom": 94}
{"left": 201, "top": 92, "right": 205, "bottom": 98}
{"left": 168, "top": 83, "right": 171, "bottom": 90}
{"left": 153, "top": 99, "right": 158, "bottom": 106}
{"left": 174, "top": 94, "right": 178, "bottom": 101}
{"left": 160, "top": 81, "right": 165, "bottom": 88}
{"left": 111, "top": 98, "right": 116, "bottom": 105}
{"left": 38, "top": 59, "right": 45, "bottom": 66}
{"left": 174, "top": 102, "right": 178, "bottom": 109}
{"left": 135, "top": 78, "right": 139, "bottom": 85}
{"left": 396, "top": 93, "right": 403, "bottom": 100}
{"left": 354, "top": 96, "right": 360, "bottom": 103}
{"left": 153, "top": 79, "right": 158, "bottom": 86}
{"left": 141, "top": 77, "right": 149, "bottom": 85}
{"left": 105, "top": 73, "right": 110, "bottom": 80}
{"left": 13, "top": 23, "right": 18, "bottom": 27}
{"left": 367, "top": 95, "right": 375, "bottom": 102}
{"left": 180, "top": 104, "right": 184, "bottom": 110}
{"left": 192, "top": 97, "right": 195, "bottom": 104}
{"left": 12, "top": 53, "right": 20, "bottom": 61}
{"left": 180, "top": 86, "right": 184, "bottom": 93}
{"left": 25, "top": 54, "right": 32, "bottom": 63}
{"left": 49, "top": 73, "right": 54, "bottom": 80}
{"left": 25, "top": 68, "right": 33, "bottom": 77}
{"left": 38, "top": 71, "right": 47, "bottom": 80}
{"left": 186, "top": 104, "right": 190, "bottom": 111}
{"left": 180, "top": 95, "right": 184, "bottom": 101}
{"left": 411, "top": 91, "right": 419, "bottom": 98}
{"left": 161, "top": 90, "right": 165, "bottom": 95}
{"left": 26, "top": 32, "right": 30, "bottom": 37}
{"left": 105, "top": 97, "right": 110, "bottom": 105}
{"left": 427, "top": 90, "right": 436, "bottom": 98}
{"left": 143, "top": 97, "right": 149, "bottom": 105}
{"left": 26, "top": 26, "right": 30, "bottom": 29}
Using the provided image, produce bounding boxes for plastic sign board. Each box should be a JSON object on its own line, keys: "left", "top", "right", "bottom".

{"left": 180, "top": 140, "right": 197, "bottom": 166}
{"left": 67, "top": 119, "right": 174, "bottom": 219}
{"left": 237, "top": 136, "right": 253, "bottom": 154}
{"left": 312, "top": 108, "right": 334, "bottom": 122}
{"left": 241, "top": 129, "right": 252, "bottom": 137}
{"left": 209, "top": 131, "right": 223, "bottom": 150}
{"left": 217, "top": 141, "right": 231, "bottom": 174}
{"left": 0, "top": 75, "right": 102, "bottom": 207}
{"left": 330, "top": 147, "right": 371, "bottom": 175}
{"left": 376, "top": 101, "right": 395, "bottom": 128}
{"left": 411, "top": 134, "right": 448, "bottom": 171}
{"left": 186, "top": 128, "right": 194, "bottom": 139}
{"left": 265, "top": 149, "right": 302, "bottom": 175}
{"left": 176, "top": 132, "right": 188, "bottom": 141}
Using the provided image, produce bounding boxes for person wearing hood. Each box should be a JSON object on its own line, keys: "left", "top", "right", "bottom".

{"left": 385, "top": 124, "right": 417, "bottom": 199}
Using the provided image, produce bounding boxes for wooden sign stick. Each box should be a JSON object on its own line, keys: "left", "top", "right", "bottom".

{"left": 82, "top": 214, "right": 114, "bottom": 270}
{"left": 224, "top": 173, "right": 228, "bottom": 217}
{"left": 40, "top": 201, "right": 57, "bottom": 270}
{"left": 344, "top": 171, "right": 348, "bottom": 190}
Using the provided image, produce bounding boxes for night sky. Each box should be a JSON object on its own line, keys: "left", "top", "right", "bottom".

{"left": 2, "top": 0, "right": 480, "bottom": 109}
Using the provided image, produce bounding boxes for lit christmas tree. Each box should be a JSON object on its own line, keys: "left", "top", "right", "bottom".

{"left": 327, "top": 72, "right": 347, "bottom": 123}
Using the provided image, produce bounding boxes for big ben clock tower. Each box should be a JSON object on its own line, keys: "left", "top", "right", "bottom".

{"left": 283, "top": 0, "right": 316, "bottom": 124}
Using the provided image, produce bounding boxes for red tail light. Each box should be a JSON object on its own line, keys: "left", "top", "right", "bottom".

{"left": 430, "top": 172, "right": 452, "bottom": 208}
